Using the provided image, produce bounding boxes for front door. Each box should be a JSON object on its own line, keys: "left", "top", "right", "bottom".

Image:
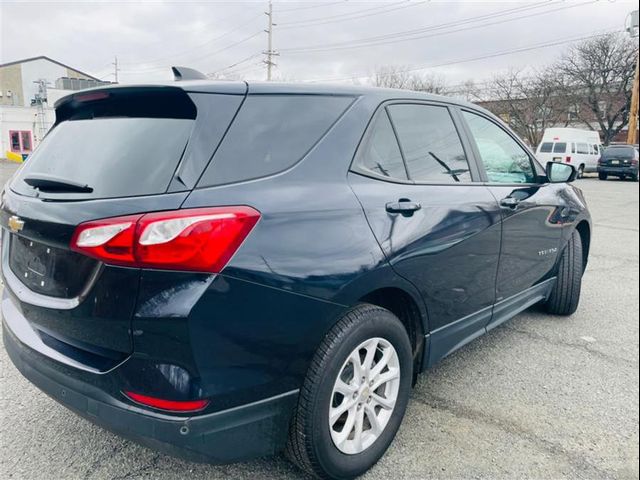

{"left": 349, "top": 102, "right": 502, "bottom": 364}
{"left": 459, "top": 109, "right": 563, "bottom": 330}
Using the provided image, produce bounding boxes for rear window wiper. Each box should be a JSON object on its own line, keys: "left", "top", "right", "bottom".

{"left": 23, "top": 174, "right": 94, "bottom": 193}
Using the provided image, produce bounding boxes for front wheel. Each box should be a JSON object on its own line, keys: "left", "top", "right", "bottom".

{"left": 577, "top": 165, "right": 585, "bottom": 179}
{"left": 544, "top": 230, "right": 583, "bottom": 315}
{"left": 598, "top": 171, "right": 608, "bottom": 180}
{"left": 286, "top": 304, "right": 413, "bottom": 479}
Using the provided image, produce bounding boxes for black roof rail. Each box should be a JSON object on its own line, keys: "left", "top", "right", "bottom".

{"left": 171, "top": 66, "right": 207, "bottom": 81}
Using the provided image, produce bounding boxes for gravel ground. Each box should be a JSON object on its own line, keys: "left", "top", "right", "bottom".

{"left": 0, "top": 160, "right": 638, "bottom": 479}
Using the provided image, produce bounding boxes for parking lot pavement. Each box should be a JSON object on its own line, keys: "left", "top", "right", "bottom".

{"left": 0, "top": 161, "right": 638, "bottom": 480}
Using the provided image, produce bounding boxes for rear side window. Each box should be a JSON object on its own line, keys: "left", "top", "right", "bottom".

{"left": 577, "top": 143, "right": 589, "bottom": 154}
{"left": 553, "top": 142, "right": 567, "bottom": 153}
{"left": 539, "top": 142, "right": 553, "bottom": 153}
{"left": 199, "top": 95, "right": 353, "bottom": 187}
{"left": 387, "top": 104, "right": 471, "bottom": 183}
{"left": 354, "top": 111, "right": 407, "bottom": 180}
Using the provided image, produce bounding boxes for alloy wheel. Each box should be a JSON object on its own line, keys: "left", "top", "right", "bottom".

{"left": 328, "top": 337, "right": 400, "bottom": 455}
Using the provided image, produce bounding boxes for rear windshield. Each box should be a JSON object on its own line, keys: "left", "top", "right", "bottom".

{"left": 602, "top": 146, "right": 635, "bottom": 158}
{"left": 12, "top": 88, "right": 196, "bottom": 199}
{"left": 539, "top": 142, "right": 553, "bottom": 153}
{"left": 553, "top": 142, "right": 567, "bottom": 153}
{"left": 13, "top": 118, "right": 193, "bottom": 199}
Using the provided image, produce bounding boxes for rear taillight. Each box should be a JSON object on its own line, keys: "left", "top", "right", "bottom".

{"left": 71, "top": 206, "right": 260, "bottom": 272}
{"left": 124, "top": 391, "right": 209, "bottom": 412}
{"left": 565, "top": 156, "right": 572, "bottom": 163}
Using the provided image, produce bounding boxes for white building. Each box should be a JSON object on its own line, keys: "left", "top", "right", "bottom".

{"left": 0, "top": 56, "right": 112, "bottom": 159}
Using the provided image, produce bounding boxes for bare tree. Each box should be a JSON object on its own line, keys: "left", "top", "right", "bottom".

{"left": 489, "top": 69, "right": 569, "bottom": 146}
{"left": 373, "top": 65, "right": 412, "bottom": 89}
{"left": 372, "top": 66, "right": 449, "bottom": 94}
{"left": 556, "top": 33, "right": 637, "bottom": 144}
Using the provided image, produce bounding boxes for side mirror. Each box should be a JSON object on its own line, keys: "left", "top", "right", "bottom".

{"left": 546, "top": 161, "right": 577, "bottom": 183}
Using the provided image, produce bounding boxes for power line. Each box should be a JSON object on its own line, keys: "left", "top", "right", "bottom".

{"left": 121, "top": 31, "right": 263, "bottom": 73}
{"left": 303, "top": 29, "right": 622, "bottom": 83}
{"left": 282, "top": 0, "right": 596, "bottom": 54}
{"left": 281, "top": 1, "right": 555, "bottom": 52}
{"left": 277, "top": 1, "right": 346, "bottom": 13}
{"left": 211, "top": 52, "right": 263, "bottom": 74}
{"left": 278, "top": 1, "right": 425, "bottom": 29}
{"left": 120, "top": 11, "right": 263, "bottom": 68}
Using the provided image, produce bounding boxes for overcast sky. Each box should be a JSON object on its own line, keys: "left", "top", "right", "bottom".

{"left": 0, "top": 0, "right": 636, "bottom": 87}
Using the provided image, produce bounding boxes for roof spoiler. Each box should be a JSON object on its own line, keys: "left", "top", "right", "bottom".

{"left": 172, "top": 66, "right": 207, "bottom": 81}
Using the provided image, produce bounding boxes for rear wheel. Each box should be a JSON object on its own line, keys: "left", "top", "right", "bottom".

{"left": 286, "top": 304, "right": 413, "bottom": 479}
{"left": 598, "top": 171, "right": 608, "bottom": 180}
{"left": 577, "top": 164, "right": 585, "bottom": 178}
{"left": 544, "top": 230, "right": 583, "bottom": 316}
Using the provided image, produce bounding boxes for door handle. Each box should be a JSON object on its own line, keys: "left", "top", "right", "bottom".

{"left": 499, "top": 196, "right": 520, "bottom": 209}
{"left": 385, "top": 199, "right": 422, "bottom": 216}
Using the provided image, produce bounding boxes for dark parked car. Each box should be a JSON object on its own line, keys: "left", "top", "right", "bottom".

{"left": 598, "top": 144, "right": 639, "bottom": 181}
{"left": 1, "top": 80, "right": 591, "bottom": 479}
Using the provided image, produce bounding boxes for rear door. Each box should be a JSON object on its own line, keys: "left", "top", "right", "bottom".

{"left": 458, "top": 108, "right": 563, "bottom": 329}
{"left": 1, "top": 86, "right": 244, "bottom": 369}
{"left": 349, "top": 102, "right": 502, "bottom": 363}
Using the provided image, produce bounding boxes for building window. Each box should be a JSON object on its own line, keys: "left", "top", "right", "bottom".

{"left": 9, "top": 130, "right": 33, "bottom": 153}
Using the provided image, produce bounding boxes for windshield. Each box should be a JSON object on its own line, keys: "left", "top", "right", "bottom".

{"left": 13, "top": 117, "right": 193, "bottom": 199}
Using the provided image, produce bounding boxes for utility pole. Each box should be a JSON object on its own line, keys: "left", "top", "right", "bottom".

{"left": 263, "top": 1, "right": 278, "bottom": 81}
{"left": 627, "top": 10, "right": 639, "bottom": 145}
{"left": 112, "top": 56, "right": 120, "bottom": 83}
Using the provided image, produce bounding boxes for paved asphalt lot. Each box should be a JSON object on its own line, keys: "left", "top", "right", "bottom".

{"left": 0, "top": 159, "right": 638, "bottom": 479}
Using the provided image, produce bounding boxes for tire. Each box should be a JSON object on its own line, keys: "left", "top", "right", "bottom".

{"left": 598, "top": 171, "right": 607, "bottom": 180}
{"left": 577, "top": 165, "right": 585, "bottom": 179}
{"left": 544, "top": 230, "right": 583, "bottom": 316}
{"left": 286, "top": 304, "right": 413, "bottom": 479}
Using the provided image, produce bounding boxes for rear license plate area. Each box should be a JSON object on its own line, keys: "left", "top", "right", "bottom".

{"left": 8, "top": 234, "right": 97, "bottom": 298}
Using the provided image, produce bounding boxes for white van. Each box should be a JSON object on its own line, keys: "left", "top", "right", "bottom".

{"left": 536, "top": 128, "right": 602, "bottom": 177}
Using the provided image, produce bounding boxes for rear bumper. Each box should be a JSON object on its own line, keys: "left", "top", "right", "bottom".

{"left": 598, "top": 165, "right": 638, "bottom": 176}
{"left": 2, "top": 317, "right": 298, "bottom": 464}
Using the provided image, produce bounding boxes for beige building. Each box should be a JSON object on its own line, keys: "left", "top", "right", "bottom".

{"left": 0, "top": 56, "right": 111, "bottom": 159}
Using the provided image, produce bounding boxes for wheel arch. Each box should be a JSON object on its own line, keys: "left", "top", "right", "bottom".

{"left": 575, "top": 220, "right": 591, "bottom": 271}
{"left": 358, "top": 287, "right": 426, "bottom": 378}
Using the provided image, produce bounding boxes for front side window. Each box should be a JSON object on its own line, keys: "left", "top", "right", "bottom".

{"left": 387, "top": 104, "right": 471, "bottom": 183}
{"left": 354, "top": 111, "right": 407, "bottom": 180}
{"left": 462, "top": 110, "right": 536, "bottom": 184}
{"left": 539, "top": 142, "right": 553, "bottom": 153}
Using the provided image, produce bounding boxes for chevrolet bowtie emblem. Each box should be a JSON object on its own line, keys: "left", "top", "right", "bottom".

{"left": 8, "top": 215, "right": 24, "bottom": 233}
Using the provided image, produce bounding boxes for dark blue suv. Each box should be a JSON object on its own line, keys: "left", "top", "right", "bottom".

{"left": 1, "top": 80, "right": 591, "bottom": 479}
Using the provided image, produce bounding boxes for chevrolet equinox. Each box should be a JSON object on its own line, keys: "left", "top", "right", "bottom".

{"left": 1, "top": 78, "right": 591, "bottom": 479}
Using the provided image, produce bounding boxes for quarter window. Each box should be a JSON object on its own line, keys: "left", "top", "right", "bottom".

{"left": 462, "top": 111, "right": 536, "bottom": 184}
{"left": 387, "top": 104, "right": 471, "bottom": 183}
{"left": 354, "top": 111, "right": 407, "bottom": 180}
